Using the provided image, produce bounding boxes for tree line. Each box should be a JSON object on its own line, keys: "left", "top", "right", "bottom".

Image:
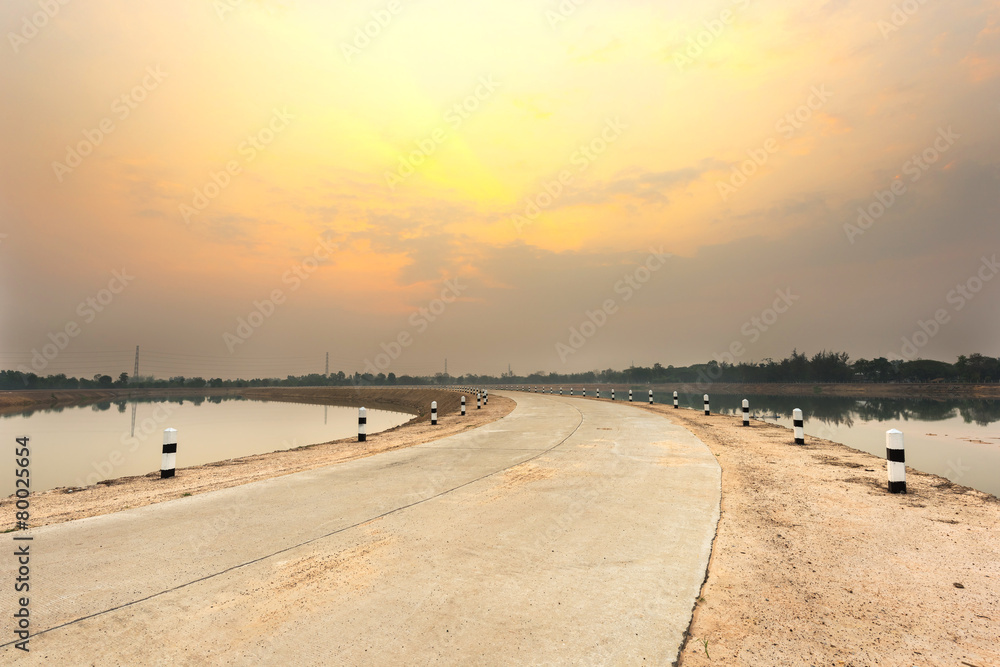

{"left": 2, "top": 350, "right": 998, "bottom": 391}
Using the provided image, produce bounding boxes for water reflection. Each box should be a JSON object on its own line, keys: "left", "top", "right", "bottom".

{"left": 659, "top": 393, "right": 1000, "bottom": 428}
{"left": 0, "top": 395, "right": 249, "bottom": 420}
{"left": 0, "top": 397, "right": 411, "bottom": 496}
{"left": 637, "top": 390, "right": 1000, "bottom": 497}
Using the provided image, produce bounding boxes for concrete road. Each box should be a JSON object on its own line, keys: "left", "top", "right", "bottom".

{"left": 2, "top": 392, "right": 720, "bottom": 665}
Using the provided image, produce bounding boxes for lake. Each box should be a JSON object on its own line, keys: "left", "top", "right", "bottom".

{"left": 642, "top": 390, "right": 1000, "bottom": 497}
{"left": 1, "top": 397, "right": 413, "bottom": 496}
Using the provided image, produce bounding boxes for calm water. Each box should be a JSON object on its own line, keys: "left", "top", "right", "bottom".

{"left": 1, "top": 397, "right": 412, "bottom": 496}
{"left": 638, "top": 390, "right": 1000, "bottom": 497}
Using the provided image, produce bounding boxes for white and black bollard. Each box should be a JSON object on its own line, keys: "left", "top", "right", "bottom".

{"left": 431, "top": 401, "right": 438, "bottom": 425}
{"left": 477, "top": 392, "right": 482, "bottom": 410}
{"left": 612, "top": 389, "right": 615, "bottom": 401}
{"left": 648, "top": 389, "right": 653, "bottom": 405}
{"left": 629, "top": 389, "right": 633, "bottom": 402}
{"left": 793, "top": 408, "right": 805, "bottom": 444}
{"left": 484, "top": 390, "right": 488, "bottom": 405}
{"left": 358, "top": 407, "right": 367, "bottom": 442}
{"left": 673, "top": 391, "right": 679, "bottom": 409}
{"left": 560, "top": 387, "right": 563, "bottom": 395}
{"left": 582, "top": 388, "right": 586, "bottom": 397}
{"left": 596, "top": 388, "right": 600, "bottom": 399}
{"left": 742, "top": 399, "right": 750, "bottom": 426}
{"left": 461, "top": 395, "right": 466, "bottom": 416}
{"left": 570, "top": 388, "right": 573, "bottom": 396}
{"left": 703, "top": 394, "right": 710, "bottom": 415}
{"left": 161, "top": 428, "right": 177, "bottom": 479}
{"left": 886, "top": 429, "right": 906, "bottom": 494}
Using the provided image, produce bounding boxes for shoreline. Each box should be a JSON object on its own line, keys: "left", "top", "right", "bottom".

{"left": 637, "top": 402, "right": 1000, "bottom": 666}
{"left": 0, "top": 385, "right": 462, "bottom": 418}
{"left": 647, "top": 381, "right": 1000, "bottom": 399}
{"left": 5, "top": 380, "right": 1000, "bottom": 414}
{"left": 1, "top": 388, "right": 513, "bottom": 531}
{"left": 525, "top": 382, "right": 1000, "bottom": 399}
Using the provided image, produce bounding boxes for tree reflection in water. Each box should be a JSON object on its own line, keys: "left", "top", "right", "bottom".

{"left": 661, "top": 393, "right": 1000, "bottom": 428}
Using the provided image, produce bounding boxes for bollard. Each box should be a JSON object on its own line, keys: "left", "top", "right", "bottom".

{"left": 612, "top": 389, "right": 615, "bottom": 401}
{"left": 431, "top": 401, "right": 438, "bottom": 425}
{"left": 629, "top": 389, "right": 633, "bottom": 402}
{"left": 742, "top": 399, "right": 750, "bottom": 426}
{"left": 570, "top": 388, "right": 573, "bottom": 396}
{"left": 358, "top": 408, "right": 367, "bottom": 442}
{"left": 673, "top": 391, "right": 679, "bottom": 409}
{"left": 161, "top": 428, "right": 177, "bottom": 479}
{"left": 793, "top": 408, "right": 805, "bottom": 444}
{"left": 703, "top": 394, "right": 710, "bottom": 415}
{"left": 597, "top": 388, "right": 600, "bottom": 399}
{"left": 886, "top": 429, "right": 906, "bottom": 494}
{"left": 648, "top": 389, "right": 653, "bottom": 405}
{"left": 477, "top": 392, "right": 482, "bottom": 410}
{"left": 582, "top": 388, "right": 586, "bottom": 397}
{"left": 484, "top": 390, "right": 488, "bottom": 405}
{"left": 461, "top": 395, "right": 466, "bottom": 416}
{"left": 560, "top": 387, "right": 563, "bottom": 395}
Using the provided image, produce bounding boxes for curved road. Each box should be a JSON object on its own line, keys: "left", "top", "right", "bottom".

{"left": 2, "top": 391, "right": 720, "bottom": 664}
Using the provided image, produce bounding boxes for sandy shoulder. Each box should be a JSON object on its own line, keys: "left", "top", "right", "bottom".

{"left": 637, "top": 404, "right": 1000, "bottom": 667}
{"left": 1, "top": 394, "right": 514, "bottom": 531}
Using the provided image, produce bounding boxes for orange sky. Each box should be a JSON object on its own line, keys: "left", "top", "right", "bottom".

{"left": 2, "top": 0, "right": 999, "bottom": 378}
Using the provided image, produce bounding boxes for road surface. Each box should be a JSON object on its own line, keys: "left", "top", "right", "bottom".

{"left": 2, "top": 391, "right": 720, "bottom": 664}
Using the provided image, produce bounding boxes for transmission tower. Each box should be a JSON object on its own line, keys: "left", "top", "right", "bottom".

{"left": 133, "top": 346, "right": 139, "bottom": 382}
{"left": 325, "top": 352, "right": 329, "bottom": 377}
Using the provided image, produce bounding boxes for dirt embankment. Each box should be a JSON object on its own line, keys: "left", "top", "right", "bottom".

{"left": 641, "top": 404, "right": 1000, "bottom": 667}
{"left": 0, "top": 385, "right": 465, "bottom": 418}
{"left": 237, "top": 386, "right": 467, "bottom": 421}
{"left": 0, "top": 387, "right": 511, "bottom": 531}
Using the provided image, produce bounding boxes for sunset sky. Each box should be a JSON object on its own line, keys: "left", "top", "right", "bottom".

{"left": 2, "top": 0, "right": 998, "bottom": 379}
